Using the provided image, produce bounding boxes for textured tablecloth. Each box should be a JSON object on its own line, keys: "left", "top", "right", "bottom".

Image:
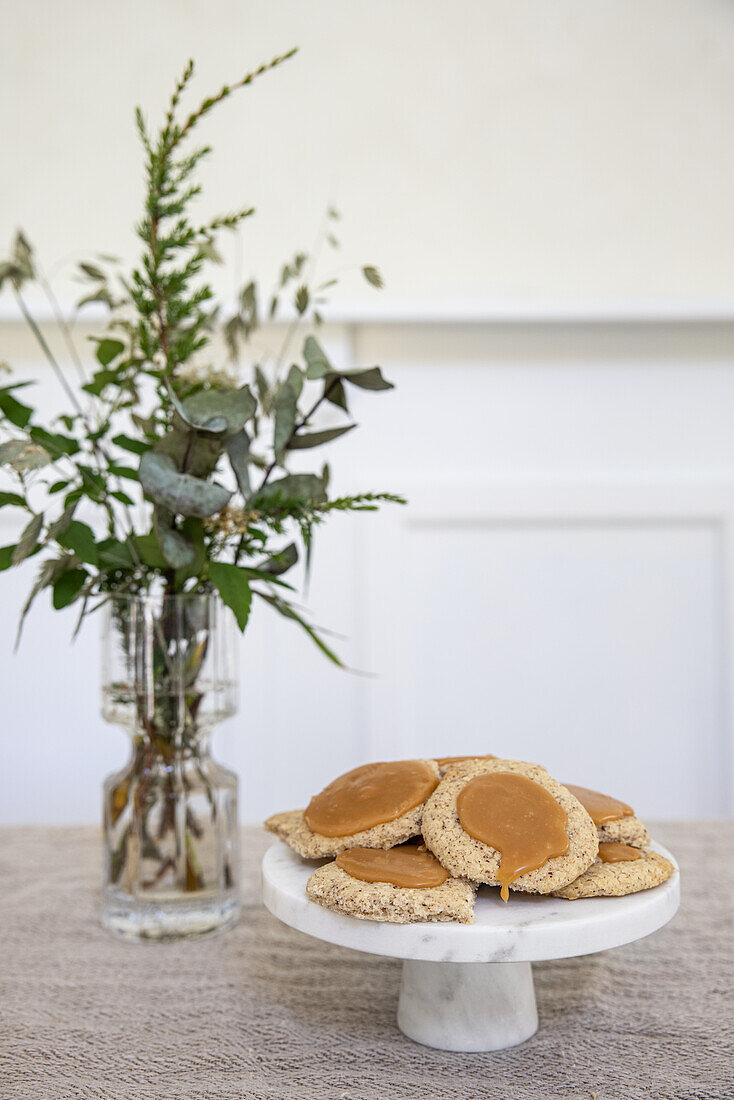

{"left": 0, "top": 822, "right": 731, "bottom": 1100}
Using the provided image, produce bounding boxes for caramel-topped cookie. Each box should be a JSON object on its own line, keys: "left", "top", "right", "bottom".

{"left": 264, "top": 759, "right": 441, "bottom": 859}
{"left": 335, "top": 845, "right": 449, "bottom": 888}
{"left": 421, "top": 758, "right": 598, "bottom": 899}
{"left": 305, "top": 760, "right": 438, "bottom": 836}
{"left": 307, "top": 843, "right": 475, "bottom": 924}
{"left": 552, "top": 847, "right": 674, "bottom": 899}
{"left": 564, "top": 783, "right": 650, "bottom": 848}
{"left": 434, "top": 754, "right": 496, "bottom": 776}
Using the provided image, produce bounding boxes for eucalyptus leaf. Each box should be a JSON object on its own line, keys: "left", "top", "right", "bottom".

{"left": 155, "top": 428, "right": 222, "bottom": 478}
{"left": 154, "top": 507, "right": 196, "bottom": 568}
{"left": 333, "top": 366, "right": 393, "bottom": 392}
{"left": 324, "top": 377, "right": 348, "bottom": 412}
{"left": 273, "top": 377, "right": 299, "bottom": 461}
{"left": 258, "top": 542, "right": 298, "bottom": 576}
{"left": 139, "top": 452, "right": 232, "bottom": 518}
{"left": 286, "top": 363, "right": 304, "bottom": 400}
{"left": 174, "top": 517, "right": 206, "bottom": 583}
{"left": 225, "top": 429, "right": 250, "bottom": 496}
{"left": 167, "top": 382, "right": 228, "bottom": 435}
{"left": 251, "top": 473, "right": 327, "bottom": 508}
{"left": 303, "top": 335, "right": 331, "bottom": 380}
{"left": 181, "top": 385, "right": 256, "bottom": 436}
{"left": 290, "top": 424, "right": 355, "bottom": 450}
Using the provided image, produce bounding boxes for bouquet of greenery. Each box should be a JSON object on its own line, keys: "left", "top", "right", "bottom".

{"left": 0, "top": 47, "right": 402, "bottom": 663}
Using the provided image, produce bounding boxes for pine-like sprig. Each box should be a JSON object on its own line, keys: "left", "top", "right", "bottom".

{"left": 130, "top": 50, "right": 298, "bottom": 388}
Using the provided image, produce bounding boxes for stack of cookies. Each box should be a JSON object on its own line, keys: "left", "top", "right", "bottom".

{"left": 264, "top": 755, "right": 675, "bottom": 925}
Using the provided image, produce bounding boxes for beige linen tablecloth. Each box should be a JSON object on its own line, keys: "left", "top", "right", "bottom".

{"left": 0, "top": 822, "right": 731, "bottom": 1100}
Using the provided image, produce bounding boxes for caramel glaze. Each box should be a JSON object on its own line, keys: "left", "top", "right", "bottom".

{"left": 457, "top": 772, "right": 570, "bottom": 902}
{"left": 435, "top": 754, "right": 496, "bottom": 767}
{"left": 598, "top": 842, "right": 643, "bottom": 863}
{"left": 304, "top": 760, "right": 438, "bottom": 838}
{"left": 565, "top": 784, "right": 634, "bottom": 825}
{"left": 335, "top": 845, "right": 449, "bottom": 888}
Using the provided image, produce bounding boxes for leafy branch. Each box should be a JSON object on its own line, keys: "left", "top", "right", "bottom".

{"left": 0, "top": 49, "right": 403, "bottom": 664}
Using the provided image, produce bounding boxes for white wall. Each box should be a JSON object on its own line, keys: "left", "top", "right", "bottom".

{"left": 2, "top": 318, "right": 734, "bottom": 823}
{"left": 3, "top": 2, "right": 734, "bottom": 823}
{"left": 1, "top": 0, "right": 734, "bottom": 307}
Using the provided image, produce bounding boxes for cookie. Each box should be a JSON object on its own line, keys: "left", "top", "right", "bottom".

{"left": 421, "top": 758, "right": 598, "bottom": 896}
{"left": 306, "top": 861, "right": 476, "bottom": 924}
{"left": 264, "top": 759, "right": 440, "bottom": 859}
{"left": 552, "top": 848, "right": 674, "bottom": 899}
{"left": 434, "top": 754, "right": 496, "bottom": 777}
{"left": 563, "top": 783, "right": 651, "bottom": 849}
{"left": 597, "top": 816, "right": 651, "bottom": 849}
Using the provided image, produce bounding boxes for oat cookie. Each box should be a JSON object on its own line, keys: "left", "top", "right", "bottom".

{"left": 421, "top": 758, "right": 598, "bottom": 895}
{"left": 306, "top": 861, "right": 475, "bottom": 923}
{"left": 264, "top": 759, "right": 440, "bottom": 859}
{"left": 552, "top": 848, "right": 674, "bottom": 899}
{"left": 597, "top": 816, "right": 651, "bottom": 848}
{"left": 434, "top": 754, "right": 496, "bottom": 777}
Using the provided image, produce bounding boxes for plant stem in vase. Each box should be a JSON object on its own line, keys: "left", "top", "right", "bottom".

{"left": 101, "top": 593, "right": 239, "bottom": 939}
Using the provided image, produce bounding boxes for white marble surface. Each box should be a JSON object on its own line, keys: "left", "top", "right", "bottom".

{"left": 397, "top": 959, "right": 538, "bottom": 1052}
{"left": 261, "top": 840, "right": 680, "bottom": 964}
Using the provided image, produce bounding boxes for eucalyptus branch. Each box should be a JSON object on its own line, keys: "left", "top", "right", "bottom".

{"left": 256, "top": 374, "right": 342, "bottom": 493}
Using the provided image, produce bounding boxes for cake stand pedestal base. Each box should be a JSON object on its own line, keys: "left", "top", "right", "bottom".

{"left": 397, "top": 958, "right": 538, "bottom": 1052}
{"left": 262, "top": 841, "right": 679, "bottom": 1052}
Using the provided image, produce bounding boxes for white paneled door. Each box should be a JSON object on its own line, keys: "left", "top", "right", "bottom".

{"left": 360, "top": 481, "right": 731, "bottom": 821}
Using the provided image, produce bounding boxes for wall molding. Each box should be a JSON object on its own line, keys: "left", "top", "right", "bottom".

{"left": 361, "top": 477, "right": 734, "bottom": 814}
{"left": 4, "top": 298, "right": 734, "bottom": 327}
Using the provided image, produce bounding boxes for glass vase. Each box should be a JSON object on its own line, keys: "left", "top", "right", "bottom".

{"left": 101, "top": 592, "right": 240, "bottom": 940}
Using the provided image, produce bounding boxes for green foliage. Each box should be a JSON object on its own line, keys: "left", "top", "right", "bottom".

{"left": 139, "top": 452, "right": 232, "bottom": 519}
{"left": 209, "top": 562, "right": 252, "bottom": 631}
{"left": 0, "top": 49, "right": 403, "bottom": 664}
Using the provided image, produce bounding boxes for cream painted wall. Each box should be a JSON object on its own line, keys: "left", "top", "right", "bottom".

{"left": 1, "top": 0, "right": 734, "bottom": 308}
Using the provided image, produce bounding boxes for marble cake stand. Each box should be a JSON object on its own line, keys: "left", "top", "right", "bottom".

{"left": 261, "top": 841, "right": 679, "bottom": 1052}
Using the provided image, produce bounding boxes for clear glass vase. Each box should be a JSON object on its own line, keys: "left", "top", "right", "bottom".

{"left": 101, "top": 593, "right": 240, "bottom": 940}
